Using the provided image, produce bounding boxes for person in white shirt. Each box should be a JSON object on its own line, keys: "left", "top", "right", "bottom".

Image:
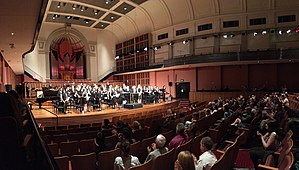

{"left": 114, "top": 141, "right": 140, "bottom": 170}
{"left": 194, "top": 136, "right": 217, "bottom": 170}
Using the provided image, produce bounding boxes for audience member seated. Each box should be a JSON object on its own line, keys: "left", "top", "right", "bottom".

{"left": 168, "top": 123, "right": 189, "bottom": 150}
{"left": 131, "top": 121, "right": 142, "bottom": 133}
{"left": 194, "top": 136, "right": 217, "bottom": 170}
{"left": 115, "top": 128, "right": 135, "bottom": 149}
{"left": 145, "top": 134, "right": 168, "bottom": 162}
{"left": 249, "top": 120, "right": 280, "bottom": 170}
{"left": 102, "top": 119, "right": 113, "bottom": 130}
{"left": 95, "top": 132, "right": 112, "bottom": 154}
{"left": 114, "top": 141, "right": 140, "bottom": 170}
{"left": 174, "top": 151, "right": 196, "bottom": 170}
{"left": 186, "top": 122, "right": 199, "bottom": 139}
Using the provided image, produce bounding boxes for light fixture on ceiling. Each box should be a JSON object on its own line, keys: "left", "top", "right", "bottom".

{"left": 52, "top": 14, "right": 60, "bottom": 20}
{"left": 262, "top": 30, "right": 267, "bottom": 35}
{"left": 57, "top": 2, "right": 61, "bottom": 8}
{"left": 72, "top": 4, "right": 78, "bottom": 10}
{"left": 296, "top": 28, "right": 299, "bottom": 33}
{"left": 66, "top": 16, "right": 72, "bottom": 19}
{"left": 183, "top": 40, "right": 188, "bottom": 44}
{"left": 124, "top": 7, "right": 127, "bottom": 11}
{"left": 278, "top": 30, "right": 283, "bottom": 35}
{"left": 253, "top": 32, "right": 258, "bottom": 36}
{"left": 286, "top": 29, "right": 292, "bottom": 34}
{"left": 94, "top": 9, "right": 99, "bottom": 15}
{"left": 144, "top": 47, "right": 148, "bottom": 51}
{"left": 223, "top": 34, "right": 228, "bottom": 39}
{"left": 168, "top": 42, "right": 173, "bottom": 46}
{"left": 101, "top": 24, "right": 104, "bottom": 27}
{"left": 84, "top": 19, "right": 90, "bottom": 24}
{"left": 81, "top": 6, "right": 87, "bottom": 12}
{"left": 105, "top": 0, "right": 114, "bottom": 4}
{"left": 57, "top": 2, "right": 65, "bottom": 8}
{"left": 11, "top": 32, "right": 14, "bottom": 36}
{"left": 111, "top": 16, "right": 114, "bottom": 20}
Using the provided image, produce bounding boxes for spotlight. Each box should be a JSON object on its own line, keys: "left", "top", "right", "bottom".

{"left": 296, "top": 28, "right": 299, "bottom": 33}
{"left": 144, "top": 47, "right": 148, "bottom": 51}
{"left": 115, "top": 55, "right": 119, "bottom": 60}
{"left": 72, "top": 4, "right": 78, "bottom": 10}
{"left": 168, "top": 42, "right": 173, "bottom": 46}
{"left": 81, "top": 6, "right": 87, "bottom": 12}
{"left": 262, "top": 31, "right": 267, "bottom": 35}
{"left": 286, "top": 29, "right": 292, "bottom": 34}
{"left": 124, "top": 7, "right": 127, "bottom": 11}
{"left": 154, "top": 47, "right": 158, "bottom": 51}
{"left": 183, "top": 40, "right": 188, "bottom": 44}
{"left": 278, "top": 30, "right": 283, "bottom": 35}
{"left": 105, "top": 0, "right": 114, "bottom": 4}
{"left": 223, "top": 34, "right": 228, "bottom": 39}
{"left": 229, "top": 34, "right": 235, "bottom": 38}
{"left": 111, "top": 16, "right": 114, "bottom": 20}
{"left": 253, "top": 32, "right": 258, "bottom": 36}
{"left": 57, "top": 2, "right": 61, "bottom": 8}
{"left": 84, "top": 19, "right": 90, "bottom": 24}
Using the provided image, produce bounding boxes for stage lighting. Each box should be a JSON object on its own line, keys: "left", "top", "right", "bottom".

{"left": 223, "top": 34, "right": 228, "bottom": 39}
{"left": 144, "top": 47, "right": 148, "bottom": 51}
{"left": 278, "top": 30, "right": 283, "bottom": 35}
{"left": 262, "top": 31, "right": 267, "bottom": 35}
{"left": 286, "top": 29, "right": 292, "bottom": 34}
{"left": 253, "top": 32, "right": 258, "bottom": 36}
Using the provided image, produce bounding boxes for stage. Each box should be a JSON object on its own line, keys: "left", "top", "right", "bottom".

{"left": 31, "top": 100, "right": 178, "bottom": 127}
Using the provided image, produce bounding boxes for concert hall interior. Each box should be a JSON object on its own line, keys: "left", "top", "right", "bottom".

{"left": 0, "top": 0, "right": 299, "bottom": 169}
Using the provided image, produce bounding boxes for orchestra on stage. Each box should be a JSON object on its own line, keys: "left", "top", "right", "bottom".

{"left": 51, "top": 83, "right": 168, "bottom": 114}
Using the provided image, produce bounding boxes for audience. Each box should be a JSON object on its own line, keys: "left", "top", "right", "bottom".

{"left": 145, "top": 134, "right": 168, "bottom": 162}
{"left": 174, "top": 151, "right": 196, "bottom": 170}
{"left": 114, "top": 141, "right": 140, "bottom": 170}
{"left": 194, "top": 136, "right": 217, "bottom": 170}
{"left": 168, "top": 123, "right": 189, "bottom": 150}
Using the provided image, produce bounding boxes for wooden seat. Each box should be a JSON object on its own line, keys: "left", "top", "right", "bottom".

{"left": 48, "top": 143, "right": 59, "bottom": 157}
{"left": 80, "top": 123, "right": 91, "bottom": 128}
{"left": 174, "top": 139, "right": 192, "bottom": 158}
{"left": 132, "top": 127, "right": 149, "bottom": 142}
{"left": 52, "top": 134, "right": 68, "bottom": 145}
{"left": 258, "top": 152, "right": 294, "bottom": 170}
{"left": 140, "top": 135, "right": 157, "bottom": 163}
{"left": 191, "top": 131, "right": 207, "bottom": 158}
{"left": 129, "top": 141, "right": 141, "bottom": 157}
{"left": 68, "top": 132, "right": 85, "bottom": 142}
{"left": 79, "top": 139, "right": 96, "bottom": 154}
{"left": 60, "top": 141, "right": 79, "bottom": 157}
{"left": 42, "top": 135, "right": 52, "bottom": 144}
{"left": 54, "top": 156, "right": 69, "bottom": 170}
{"left": 71, "top": 152, "right": 97, "bottom": 170}
{"left": 161, "top": 130, "right": 174, "bottom": 146}
{"left": 128, "top": 158, "right": 153, "bottom": 170}
{"left": 98, "top": 148, "right": 121, "bottom": 170}
{"left": 151, "top": 148, "right": 175, "bottom": 170}
{"left": 68, "top": 124, "right": 79, "bottom": 129}
{"left": 104, "top": 134, "right": 118, "bottom": 150}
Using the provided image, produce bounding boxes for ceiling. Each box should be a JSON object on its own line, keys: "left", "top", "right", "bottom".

{"left": 0, "top": 0, "right": 43, "bottom": 75}
{"left": 2, "top": 0, "right": 299, "bottom": 75}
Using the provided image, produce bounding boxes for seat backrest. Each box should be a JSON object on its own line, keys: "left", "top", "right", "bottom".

{"left": 79, "top": 139, "right": 96, "bottom": 154}
{"left": 129, "top": 141, "right": 141, "bottom": 157}
{"left": 104, "top": 134, "right": 118, "bottom": 150}
{"left": 278, "top": 139, "right": 293, "bottom": 166}
{"left": 48, "top": 143, "right": 59, "bottom": 157}
{"left": 54, "top": 156, "right": 69, "bottom": 170}
{"left": 211, "top": 140, "right": 236, "bottom": 170}
{"left": 128, "top": 158, "right": 154, "bottom": 170}
{"left": 52, "top": 134, "right": 68, "bottom": 144}
{"left": 281, "top": 130, "right": 293, "bottom": 146}
{"left": 60, "top": 141, "right": 79, "bottom": 157}
{"left": 278, "top": 152, "right": 294, "bottom": 170}
{"left": 151, "top": 148, "right": 175, "bottom": 170}
{"left": 191, "top": 131, "right": 207, "bottom": 158}
{"left": 71, "top": 152, "right": 96, "bottom": 170}
{"left": 98, "top": 148, "right": 121, "bottom": 170}
{"left": 175, "top": 139, "right": 192, "bottom": 158}
{"left": 140, "top": 135, "right": 157, "bottom": 163}
{"left": 68, "top": 132, "right": 85, "bottom": 142}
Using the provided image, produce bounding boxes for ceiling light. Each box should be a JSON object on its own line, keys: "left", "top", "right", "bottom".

{"left": 124, "top": 7, "right": 127, "bottom": 11}
{"left": 262, "top": 30, "right": 267, "bottom": 35}
{"left": 183, "top": 40, "right": 188, "bottom": 44}
{"left": 81, "top": 6, "right": 86, "bottom": 12}
{"left": 168, "top": 42, "right": 173, "bottom": 46}
{"left": 229, "top": 34, "right": 235, "bottom": 38}
{"left": 57, "top": 2, "right": 61, "bottom": 8}
{"left": 84, "top": 19, "right": 90, "bottom": 24}
{"left": 101, "top": 24, "right": 104, "bottom": 27}
{"left": 154, "top": 47, "right": 158, "bottom": 51}
{"left": 223, "top": 34, "right": 228, "bottom": 39}
{"left": 279, "top": 30, "right": 283, "bottom": 35}
{"left": 66, "top": 16, "right": 71, "bottom": 19}
{"left": 94, "top": 9, "right": 99, "bottom": 15}
{"left": 111, "top": 16, "right": 114, "bottom": 20}
{"left": 286, "top": 29, "right": 292, "bottom": 34}
{"left": 253, "top": 32, "right": 258, "bottom": 36}
{"left": 11, "top": 32, "right": 14, "bottom": 36}
{"left": 105, "top": 0, "right": 114, "bottom": 4}
{"left": 72, "top": 4, "right": 78, "bottom": 10}
{"left": 144, "top": 47, "right": 148, "bottom": 51}
{"left": 115, "top": 55, "right": 119, "bottom": 60}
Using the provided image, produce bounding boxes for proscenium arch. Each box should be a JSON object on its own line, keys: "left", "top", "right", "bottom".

{"left": 45, "top": 27, "right": 91, "bottom": 80}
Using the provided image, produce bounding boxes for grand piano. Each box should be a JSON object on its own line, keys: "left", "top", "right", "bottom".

{"left": 35, "top": 87, "right": 59, "bottom": 109}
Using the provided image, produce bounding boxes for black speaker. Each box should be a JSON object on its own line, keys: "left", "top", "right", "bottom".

{"left": 168, "top": 82, "right": 173, "bottom": 86}
{"left": 5, "top": 84, "right": 12, "bottom": 92}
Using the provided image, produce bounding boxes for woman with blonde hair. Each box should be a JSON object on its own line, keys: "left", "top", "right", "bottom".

{"left": 174, "top": 151, "right": 196, "bottom": 170}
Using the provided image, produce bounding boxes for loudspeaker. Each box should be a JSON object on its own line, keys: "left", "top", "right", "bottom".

{"left": 168, "top": 82, "right": 173, "bottom": 86}
{"left": 5, "top": 84, "right": 12, "bottom": 92}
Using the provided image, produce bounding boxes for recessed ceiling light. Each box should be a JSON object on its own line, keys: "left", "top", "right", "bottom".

{"left": 11, "top": 32, "right": 14, "bottom": 36}
{"left": 101, "top": 24, "right": 104, "bottom": 27}
{"left": 57, "top": 3, "right": 61, "bottom": 8}
{"left": 124, "top": 7, "right": 127, "bottom": 11}
{"left": 111, "top": 16, "right": 114, "bottom": 19}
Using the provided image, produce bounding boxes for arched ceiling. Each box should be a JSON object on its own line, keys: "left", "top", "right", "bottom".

{"left": 2, "top": 0, "right": 299, "bottom": 74}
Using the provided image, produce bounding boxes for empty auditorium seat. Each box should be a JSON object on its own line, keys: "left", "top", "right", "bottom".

{"left": 71, "top": 152, "right": 97, "bottom": 170}
{"left": 54, "top": 156, "right": 69, "bottom": 170}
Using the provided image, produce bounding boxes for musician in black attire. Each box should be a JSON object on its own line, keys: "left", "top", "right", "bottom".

{"left": 59, "top": 88, "right": 69, "bottom": 114}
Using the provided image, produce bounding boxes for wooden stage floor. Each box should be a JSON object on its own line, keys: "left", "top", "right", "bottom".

{"left": 32, "top": 101, "right": 177, "bottom": 127}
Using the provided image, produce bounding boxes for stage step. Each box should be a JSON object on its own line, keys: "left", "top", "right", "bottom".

{"left": 179, "top": 99, "right": 190, "bottom": 108}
